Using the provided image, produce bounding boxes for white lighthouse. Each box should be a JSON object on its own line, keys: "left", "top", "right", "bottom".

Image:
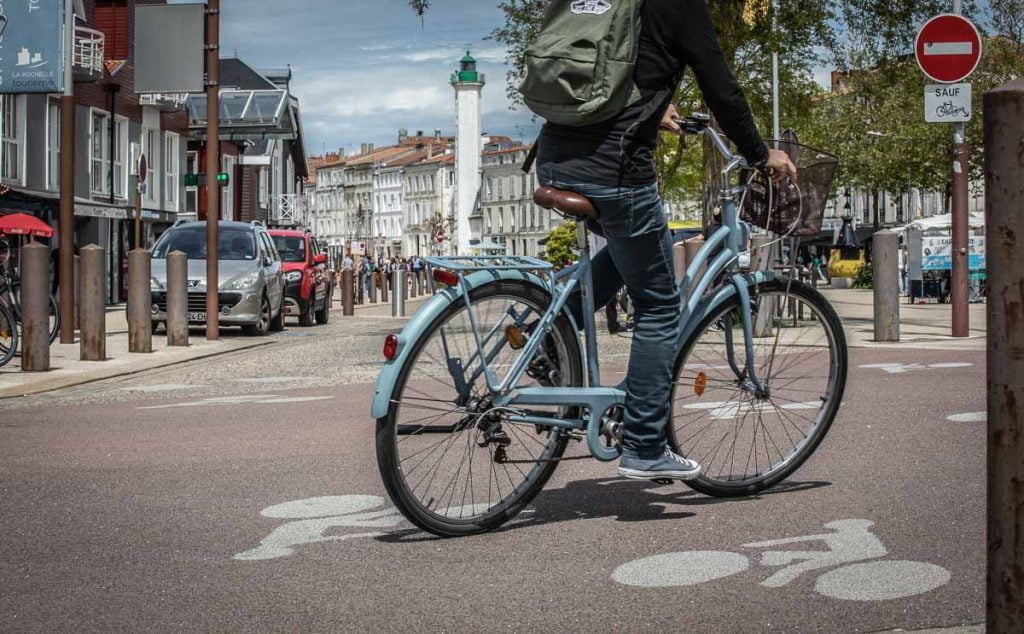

{"left": 451, "top": 51, "right": 485, "bottom": 255}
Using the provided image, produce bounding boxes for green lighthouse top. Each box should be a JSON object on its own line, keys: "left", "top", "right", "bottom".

{"left": 452, "top": 49, "right": 484, "bottom": 84}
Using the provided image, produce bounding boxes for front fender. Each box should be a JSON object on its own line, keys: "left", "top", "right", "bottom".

{"left": 370, "top": 269, "right": 577, "bottom": 420}
{"left": 678, "top": 270, "right": 776, "bottom": 347}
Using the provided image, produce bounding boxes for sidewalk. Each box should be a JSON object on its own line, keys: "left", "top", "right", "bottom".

{"left": 0, "top": 308, "right": 275, "bottom": 399}
{"left": 820, "top": 287, "right": 986, "bottom": 351}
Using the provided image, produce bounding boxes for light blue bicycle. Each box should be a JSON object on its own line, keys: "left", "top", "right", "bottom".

{"left": 373, "top": 115, "right": 847, "bottom": 537}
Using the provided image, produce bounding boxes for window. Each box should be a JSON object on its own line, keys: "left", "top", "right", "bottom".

{"left": 46, "top": 98, "right": 60, "bottom": 190}
{"left": 185, "top": 151, "right": 198, "bottom": 214}
{"left": 2, "top": 94, "right": 24, "bottom": 184}
{"left": 142, "top": 128, "right": 160, "bottom": 204}
{"left": 90, "top": 110, "right": 110, "bottom": 195}
{"left": 164, "top": 133, "right": 179, "bottom": 209}
{"left": 496, "top": 177, "right": 503, "bottom": 199}
{"left": 258, "top": 167, "right": 268, "bottom": 208}
{"left": 113, "top": 117, "right": 128, "bottom": 199}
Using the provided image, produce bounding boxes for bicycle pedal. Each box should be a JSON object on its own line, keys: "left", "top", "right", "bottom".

{"left": 652, "top": 478, "right": 675, "bottom": 485}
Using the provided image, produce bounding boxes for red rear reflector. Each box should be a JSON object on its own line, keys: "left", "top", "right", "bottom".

{"left": 433, "top": 269, "right": 459, "bottom": 287}
{"left": 383, "top": 334, "right": 399, "bottom": 360}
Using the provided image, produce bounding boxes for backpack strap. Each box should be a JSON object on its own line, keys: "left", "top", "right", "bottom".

{"left": 522, "top": 140, "right": 539, "bottom": 175}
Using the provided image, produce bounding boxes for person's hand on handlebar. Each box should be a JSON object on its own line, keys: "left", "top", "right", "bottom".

{"left": 765, "top": 148, "right": 798, "bottom": 184}
{"left": 660, "top": 104, "right": 683, "bottom": 135}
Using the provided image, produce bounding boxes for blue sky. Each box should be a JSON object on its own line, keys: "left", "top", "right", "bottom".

{"left": 180, "top": 0, "right": 542, "bottom": 156}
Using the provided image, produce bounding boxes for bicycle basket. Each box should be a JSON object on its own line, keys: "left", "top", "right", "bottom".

{"left": 741, "top": 141, "right": 839, "bottom": 237}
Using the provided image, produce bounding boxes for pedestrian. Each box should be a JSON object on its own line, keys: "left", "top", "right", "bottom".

{"left": 342, "top": 252, "right": 354, "bottom": 270}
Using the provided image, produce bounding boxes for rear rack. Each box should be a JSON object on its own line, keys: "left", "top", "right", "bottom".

{"left": 422, "top": 255, "right": 553, "bottom": 273}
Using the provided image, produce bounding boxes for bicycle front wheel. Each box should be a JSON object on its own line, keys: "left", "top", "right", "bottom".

{"left": 0, "top": 303, "right": 17, "bottom": 367}
{"left": 667, "top": 278, "right": 847, "bottom": 497}
{"left": 376, "top": 279, "right": 583, "bottom": 537}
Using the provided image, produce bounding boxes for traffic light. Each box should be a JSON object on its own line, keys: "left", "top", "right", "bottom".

{"left": 183, "top": 173, "right": 201, "bottom": 187}
{"left": 217, "top": 172, "right": 230, "bottom": 185}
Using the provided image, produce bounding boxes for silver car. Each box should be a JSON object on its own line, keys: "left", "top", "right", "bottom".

{"left": 149, "top": 220, "right": 286, "bottom": 336}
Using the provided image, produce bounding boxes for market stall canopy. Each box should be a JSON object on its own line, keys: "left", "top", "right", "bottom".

{"left": 0, "top": 213, "right": 54, "bottom": 238}
{"left": 906, "top": 213, "right": 985, "bottom": 231}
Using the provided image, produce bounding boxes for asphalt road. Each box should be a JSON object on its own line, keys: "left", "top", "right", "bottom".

{"left": 0, "top": 313, "right": 986, "bottom": 632}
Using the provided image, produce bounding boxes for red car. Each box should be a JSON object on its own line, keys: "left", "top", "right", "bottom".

{"left": 269, "top": 229, "right": 333, "bottom": 326}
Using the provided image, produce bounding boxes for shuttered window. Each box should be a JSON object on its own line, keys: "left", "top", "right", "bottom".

{"left": 95, "top": 1, "right": 129, "bottom": 60}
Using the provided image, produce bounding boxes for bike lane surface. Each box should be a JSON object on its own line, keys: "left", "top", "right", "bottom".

{"left": 0, "top": 347, "right": 984, "bottom": 631}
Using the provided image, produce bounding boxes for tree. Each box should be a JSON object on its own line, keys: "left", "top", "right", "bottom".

{"left": 540, "top": 220, "right": 577, "bottom": 268}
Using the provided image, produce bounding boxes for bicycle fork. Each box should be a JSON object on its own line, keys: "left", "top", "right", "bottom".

{"left": 724, "top": 273, "right": 768, "bottom": 397}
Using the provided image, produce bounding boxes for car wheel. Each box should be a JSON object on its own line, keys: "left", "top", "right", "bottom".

{"left": 299, "top": 293, "right": 316, "bottom": 327}
{"left": 242, "top": 295, "right": 272, "bottom": 336}
{"left": 315, "top": 291, "right": 330, "bottom": 324}
{"left": 269, "top": 294, "right": 286, "bottom": 332}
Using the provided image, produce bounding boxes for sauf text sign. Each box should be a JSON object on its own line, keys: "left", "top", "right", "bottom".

{"left": 925, "top": 83, "right": 972, "bottom": 123}
{"left": 0, "top": 0, "right": 65, "bottom": 93}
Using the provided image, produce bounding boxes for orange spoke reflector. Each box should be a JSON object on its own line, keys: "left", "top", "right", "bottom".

{"left": 694, "top": 372, "right": 708, "bottom": 397}
{"left": 505, "top": 324, "right": 526, "bottom": 350}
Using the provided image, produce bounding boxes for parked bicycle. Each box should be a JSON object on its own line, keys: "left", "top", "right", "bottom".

{"left": 0, "top": 237, "right": 62, "bottom": 353}
{"left": 0, "top": 240, "right": 19, "bottom": 367}
{"left": 373, "top": 115, "right": 846, "bottom": 537}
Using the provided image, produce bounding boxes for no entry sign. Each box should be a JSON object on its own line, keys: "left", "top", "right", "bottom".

{"left": 915, "top": 14, "right": 982, "bottom": 83}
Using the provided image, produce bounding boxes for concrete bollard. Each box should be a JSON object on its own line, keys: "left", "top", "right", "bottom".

{"left": 369, "top": 271, "right": 378, "bottom": 304}
{"left": 79, "top": 245, "right": 106, "bottom": 361}
{"left": 392, "top": 270, "right": 406, "bottom": 318}
{"left": 73, "top": 254, "right": 81, "bottom": 330}
{"left": 684, "top": 236, "right": 706, "bottom": 290}
{"left": 672, "top": 243, "right": 686, "bottom": 286}
{"left": 872, "top": 230, "right": 900, "bottom": 342}
{"left": 342, "top": 268, "right": 354, "bottom": 316}
{"left": 984, "top": 76, "right": 1024, "bottom": 632}
{"left": 20, "top": 242, "right": 51, "bottom": 371}
{"left": 166, "top": 250, "right": 189, "bottom": 347}
{"left": 127, "top": 249, "right": 152, "bottom": 353}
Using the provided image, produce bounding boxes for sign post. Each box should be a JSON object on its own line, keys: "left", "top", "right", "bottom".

{"left": 134, "top": 153, "right": 148, "bottom": 251}
{"left": 59, "top": 0, "right": 76, "bottom": 344}
{"left": 915, "top": 6, "right": 981, "bottom": 338}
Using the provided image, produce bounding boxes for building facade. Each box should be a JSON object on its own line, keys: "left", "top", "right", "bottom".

{"left": 479, "top": 146, "right": 553, "bottom": 257}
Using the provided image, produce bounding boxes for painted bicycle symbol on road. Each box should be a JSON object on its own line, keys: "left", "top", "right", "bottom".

{"left": 613, "top": 519, "right": 951, "bottom": 601}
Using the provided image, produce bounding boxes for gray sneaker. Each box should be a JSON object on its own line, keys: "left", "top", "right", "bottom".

{"left": 618, "top": 449, "right": 702, "bottom": 481}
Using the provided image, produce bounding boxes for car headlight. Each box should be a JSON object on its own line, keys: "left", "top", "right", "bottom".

{"left": 220, "top": 272, "right": 260, "bottom": 291}
{"left": 285, "top": 270, "right": 302, "bottom": 282}
{"left": 150, "top": 277, "right": 165, "bottom": 291}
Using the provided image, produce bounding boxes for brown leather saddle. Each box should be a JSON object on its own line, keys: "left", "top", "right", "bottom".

{"left": 533, "top": 186, "right": 598, "bottom": 220}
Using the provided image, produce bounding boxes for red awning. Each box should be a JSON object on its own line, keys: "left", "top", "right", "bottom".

{"left": 0, "top": 213, "right": 54, "bottom": 238}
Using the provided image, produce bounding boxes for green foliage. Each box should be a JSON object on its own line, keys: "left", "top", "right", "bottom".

{"left": 852, "top": 262, "right": 874, "bottom": 289}
{"left": 540, "top": 221, "right": 577, "bottom": 268}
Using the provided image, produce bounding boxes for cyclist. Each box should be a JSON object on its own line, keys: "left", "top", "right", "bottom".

{"left": 536, "top": 0, "right": 797, "bottom": 481}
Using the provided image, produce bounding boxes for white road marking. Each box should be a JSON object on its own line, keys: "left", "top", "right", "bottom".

{"left": 814, "top": 560, "right": 951, "bottom": 601}
{"left": 139, "top": 394, "right": 333, "bottom": 409}
{"left": 947, "top": 411, "right": 985, "bottom": 423}
{"left": 613, "top": 551, "right": 749, "bottom": 587}
{"left": 681, "top": 400, "right": 820, "bottom": 420}
{"left": 120, "top": 384, "right": 205, "bottom": 392}
{"left": 231, "top": 377, "right": 313, "bottom": 384}
{"left": 234, "top": 494, "right": 405, "bottom": 561}
{"left": 859, "top": 362, "right": 973, "bottom": 374}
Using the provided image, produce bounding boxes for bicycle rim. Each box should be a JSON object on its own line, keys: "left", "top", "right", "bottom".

{"left": 378, "top": 281, "right": 582, "bottom": 535}
{"left": 0, "top": 304, "right": 17, "bottom": 367}
{"left": 668, "top": 279, "right": 846, "bottom": 495}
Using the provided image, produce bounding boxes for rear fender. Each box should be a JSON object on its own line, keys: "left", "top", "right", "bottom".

{"left": 370, "top": 269, "right": 580, "bottom": 419}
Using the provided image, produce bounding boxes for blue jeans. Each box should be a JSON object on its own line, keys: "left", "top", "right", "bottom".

{"left": 539, "top": 166, "right": 680, "bottom": 460}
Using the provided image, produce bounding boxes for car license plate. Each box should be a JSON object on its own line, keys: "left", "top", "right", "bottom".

{"left": 186, "top": 312, "right": 206, "bottom": 322}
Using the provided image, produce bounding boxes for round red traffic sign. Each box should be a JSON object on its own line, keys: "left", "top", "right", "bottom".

{"left": 915, "top": 14, "right": 982, "bottom": 83}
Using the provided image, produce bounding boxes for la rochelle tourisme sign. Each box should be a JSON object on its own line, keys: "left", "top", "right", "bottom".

{"left": 0, "top": 0, "right": 64, "bottom": 94}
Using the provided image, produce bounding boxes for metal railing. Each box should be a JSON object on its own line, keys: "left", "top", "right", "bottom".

{"left": 139, "top": 93, "right": 188, "bottom": 111}
{"left": 271, "top": 194, "right": 307, "bottom": 226}
{"left": 73, "top": 26, "right": 105, "bottom": 77}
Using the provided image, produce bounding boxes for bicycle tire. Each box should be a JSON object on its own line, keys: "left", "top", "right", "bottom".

{"left": 0, "top": 302, "right": 17, "bottom": 367}
{"left": 8, "top": 283, "right": 60, "bottom": 344}
{"left": 376, "top": 279, "right": 583, "bottom": 537}
{"left": 667, "top": 278, "right": 847, "bottom": 497}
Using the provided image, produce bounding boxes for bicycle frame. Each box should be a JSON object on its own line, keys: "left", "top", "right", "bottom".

{"left": 371, "top": 125, "right": 776, "bottom": 462}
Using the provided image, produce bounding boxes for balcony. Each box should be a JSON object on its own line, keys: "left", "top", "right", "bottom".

{"left": 271, "top": 194, "right": 307, "bottom": 227}
{"left": 73, "top": 26, "right": 105, "bottom": 83}
{"left": 139, "top": 93, "right": 188, "bottom": 112}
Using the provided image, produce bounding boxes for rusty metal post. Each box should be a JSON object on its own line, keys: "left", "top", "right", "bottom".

{"left": 73, "top": 254, "right": 81, "bottom": 330}
{"left": 57, "top": 0, "right": 76, "bottom": 345}
{"left": 20, "top": 242, "right": 50, "bottom": 371}
{"left": 127, "top": 249, "right": 153, "bottom": 353}
{"left": 79, "top": 245, "right": 106, "bottom": 361}
{"left": 166, "top": 250, "right": 189, "bottom": 346}
{"left": 873, "top": 230, "right": 900, "bottom": 342}
{"left": 204, "top": 0, "right": 221, "bottom": 340}
{"left": 984, "top": 76, "right": 1024, "bottom": 633}
{"left": 342, "top": 268, "right": 354, "bottom": 316}
{"left": 369, "top": 270, "right": 378, "bottom": 304}
{"left": 392, "top": 270, "right": 406, "bottom": 318}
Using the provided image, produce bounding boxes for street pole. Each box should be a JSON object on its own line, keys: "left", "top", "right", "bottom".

{"left": 984, "top": 75, "right": 1024, "bottom": 634}
{"left": 949, "top": 0, "right": 969, "bottom": 337}
{"left": 771, "top": 0, "right": 780, "bottom": 142}
{"left": 58, "top": 0, "right": 76, "bottom": 344}
{"left": 205, "top": 0, "right": 221, "bottom": 340}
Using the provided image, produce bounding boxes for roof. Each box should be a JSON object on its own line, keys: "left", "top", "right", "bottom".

{"left": 346, "top": 146, "right": 418, "bottom": 167}
{"left": 219, "top": 58, "right": 278, "bottom": 90}
{"left": 483, "top": 144, "right": 532, "bottom": 157}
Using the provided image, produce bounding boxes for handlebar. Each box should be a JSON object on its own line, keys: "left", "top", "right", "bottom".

{"left": 673, "top": 113, "right": 751, "bottom": 174}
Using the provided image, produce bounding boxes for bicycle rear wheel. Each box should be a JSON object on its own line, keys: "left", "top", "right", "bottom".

{"left": 0, "top": 303, "right": 17, "bottom": 367}
{"left": 7, "top": 283, "right": 60, "bottom": 343}
{"left": 376, "top": 279, "right": 583, "bottom": 537}
{"left": 667, "top": 278, "right": 846, "bottom": 497}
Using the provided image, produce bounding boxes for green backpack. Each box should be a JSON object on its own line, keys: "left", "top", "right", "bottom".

{"left": 520, "top": 0, "right": 644, "bottom": 127}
